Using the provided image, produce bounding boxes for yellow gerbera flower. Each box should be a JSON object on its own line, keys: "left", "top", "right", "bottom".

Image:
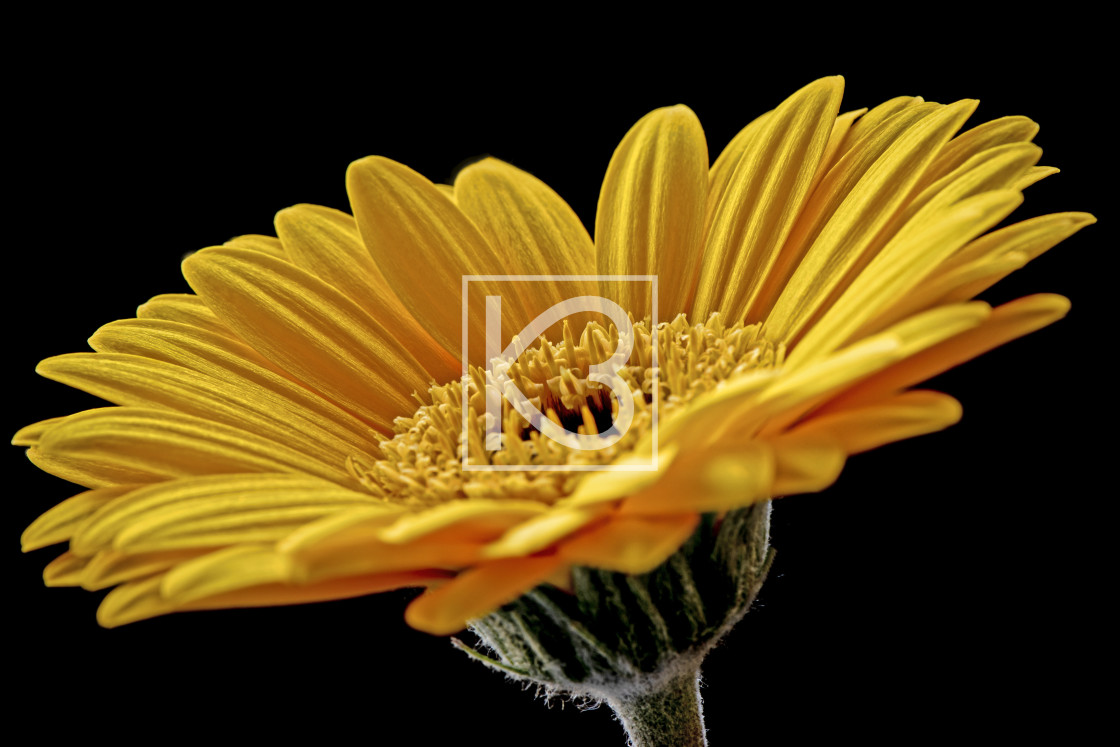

{"left": 16, "top": 76, "right": 1092, "bottom": 641}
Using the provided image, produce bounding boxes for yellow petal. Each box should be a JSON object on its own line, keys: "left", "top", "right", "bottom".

{"left": 937, "top": 212, "right": 1096, "bottom": 296}
{"left": 36, "top": 408, "right": 357, "bottom": 489}
{"left": 887, "top": 142, "right": 1039, "bottom": 239}
{"left": 346, "top": 155, "right": 507, "bottom": 362}
{"left": 97, "top": 571, "right": 443, "bottom": 628}
{"left": 136, "top": 294, "right": 234, "bottom": 338}
{"left": 274, "top": 204, "right": 458, "bottom": 382}
{"left": 826, "top": 294, "right": 1071, "bottom": 410}
{"left": 182, "top": 247, "right": 428, "bottom": 428}
{"left": 12, "top": 416, "right": 66, "bottom": 446}
{"left": 768, "top": 430, "right": 847, "bottom": 496}
{"left": 404, "top": 554, "right": 565, "bottom": 635}
{"left": 917, "top": 115, "right": 1039, "bottom": 190}
{"left": 79, "top": 548, "right": 206, "bottom": 591}
{"left": 788, "top": 189, "right": 1023, "bottom": 365}
{"left": 595, "top": 105, "right": 708, "bottom": 319}
{"left": 481, "top": 506, "right": 607, "bottom": 560}
{"left": 37, "top": 352, "right": 368, "bottom": 473}
{"left": 814, "top": 108, "right": 868, "bottom": 180}
{"left": 44, "top": 551, "right": 88, "bottom": 587}
{"left": 706, "top": 109, "right": 771, "bottom": 234}
{"left": 161, "top": 545, "right": 293, "bottom": 604}
{"left": 89, "top": 319, "right": 381, "bottom": 454}
{"left": 454, "top": 157, "right": 596, "bottom": 305}
{"left": 763, "top": 99, "right": 977, "bottom": 339}
{"left": 21, "top": 484, "right": 136, "bottom": 552}
{"left": 694, "top": 76, "right": 844, "bottom": 323}
{"left": 557, "top": 513, "right": 700, "bottom": 574}
{"left": 1015, "top": 165, "right": 1059, "bottom": 190}
{"left": 619, "top": 441, "right": 774, "bottom": 514}
{"left": 71, "top": 473, "right": 373, "bottom": 556}
{"left": 796, "top": 389, "right": 963, "bottom": 455}
{"left": 837, "top": 96, "right": 926, "bottom": 155}
{"left": 223, "top": 234, "right": 287, "bottom": 258}
{"left": 378, "top": 499, "right": 549, "bottom": 544}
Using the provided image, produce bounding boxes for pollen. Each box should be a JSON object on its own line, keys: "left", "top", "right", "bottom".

{"left": 349, "top": 313, "right": 784, "bottom": 506}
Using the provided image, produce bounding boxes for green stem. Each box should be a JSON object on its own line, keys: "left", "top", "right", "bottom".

{"left": 607, "top": 668, "right": 707, "bottom": 746}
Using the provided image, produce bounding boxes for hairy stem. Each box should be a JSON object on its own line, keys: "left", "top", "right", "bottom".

{"left": 607, "top": 668, "right": 706, "bottom": 746}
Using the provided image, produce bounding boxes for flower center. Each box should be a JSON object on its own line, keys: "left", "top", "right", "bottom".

{"left": 347, "top": 313, "right": 783, "bottom": 506}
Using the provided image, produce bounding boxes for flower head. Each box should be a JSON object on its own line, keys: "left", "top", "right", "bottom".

{"left": 17, "top": 77, "right": 1093, "bottom": 635}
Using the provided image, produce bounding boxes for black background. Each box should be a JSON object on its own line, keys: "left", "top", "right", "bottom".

{"left": 8, "top": 26, "right": 1108, "bottom": 744}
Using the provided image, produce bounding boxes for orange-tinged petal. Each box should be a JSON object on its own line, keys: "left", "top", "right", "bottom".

{"left": 768, "top": 430, "right": 847, "bottom": 496}
{"left": 826, "top": 294, "right": 1071, "bottom": 410}
{"left": 795, "top": 390, "right": 962, "bottom": 455}
{"left": 619, "top": 442, "right": 773, "bottom": 515}
{"left": 405, "top": 554, "right": 565, "bottom": 635}
{"left": 557, "top": 513, "right": 700, "bottom": 574}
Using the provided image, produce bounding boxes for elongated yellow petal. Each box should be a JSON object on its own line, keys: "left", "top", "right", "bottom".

{"left": 706, "top": 110, "right": 771, "bottom": 234}
{"left": 378, "top": 499, "right": 549, "bottom": 544}
{"left": 750, "top": 100, "right": 939, "bottom": 321}
{"left": 886, "top": 142, "right": 1039, "bottom": 239}
{"left": 223, "top": 234, "right": 287, "bottom": 258}
{"left": 89, "top": 319, "right": 381, "bottom": 453}
{"left": 481, "top": 506, "right": 608, "bottom": 560}
{"left": 1016, "top": 165, "right": 1059, "bottom": 190}
{"left": 595, "top": 105, "right": 708, "bottom": 319}
{"left": 763, "top": 99, "right": 977, "bottom": 339}
{"left": 694, "top": 77, "right": 844, "bottom": 323}
{"left": 795, "top": 390, "right": 962, "bottom": 455}
{"left": 805, "top": 108, "right": 868, "bottom": 197}
{"left": 768, "top": 430, "right": 847, "bottom": 496}
{"left": 619, "top": 441, "right": 774, "bottom": 514}
{"left": 346, "top": 155, "right": 508, "bottom": 362}
{"left": 37, "top": 353, "right": 368, "bottom": 472}
{"left": 405, "top": 554, "right": 565, "bottom": 635}
{"left": 183, "top": 247, "right": 428, "bottom": 428}
{"left": 557, "top": 513, "right": 700, "bottom": 574}
{"left": 136, "top": 294, "right": 234, "bottom": 337}
{"left": 43, "top": 551, "right": 88, "bottom": 586}
{"left": 917, "top": 115, "right": 1039, "bottom": 190}
{"left": 12, "top": 416, "right": 66, "bottom": 446}
{"left": 937, "top": 212, "right": 1096, "bottom": 295}
{"left": 21, "top": 484, "right": 136, "bottom": 551}
{"left": 97, "top": 571, "right": 443, "bottom": 628}
{"left": 274, "top": 204, "right": 458, "bottom": 382}
{"left": 37, "top": 408, "right": 358, "bottom": 489}
{"left": 788, "top": 190, "right": 1022, "bottom": 365}
{"left": 759, "top": 303, "right": 990, "bottom": 438}
{"left": 837, "top": 96, "right": 925, "bottom": 155}
{"left": 161, "top": 545, "right": 293, "bottom": 604}
{"left": 454, "top": 158, "right": 596, "bottom": 305}
{"left": 827, "top": 294, "right": 1071, "bottom": 409}
{"left": 80, "top": 548, "right": 207, "bottom": 591}
{"left": 71, "top": 473, "right": 374, "bottom": 556}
